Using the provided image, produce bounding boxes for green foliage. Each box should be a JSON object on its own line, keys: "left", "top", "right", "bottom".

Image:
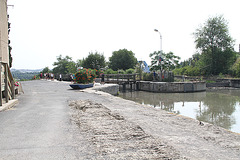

{"left": 218, "top": 73, "right": 224, "bottom": 79}
{"left": 109, "top": 49, "right": 137, "bottom": 71}
{"left": 135, "top": 61, "right": 144, "bottom": 79}
{"left": 12, "top": 71, "right": 40, "bottom": 80}
{"left": 8, "top": 45, "right": 12, "bottom": 68}
{"left": 149, "top": 51, "right": 180, "bottom": 72}
{"left": 163, "top": 52, "right": 181, "bottom": 71}
{"left": 149, "top": 51, "right": 160, "bottom": 71}
{"left": 104, "top": 68, "right": 135, "bottom": 74}
{"left": 41, "top": 67, "right": 51, "bottom": 74}
{"left": 82, "top": 51, "right": 106, "bottom": 69}
{"left": 175, "top": 16, "right": 237, "bottom": 77}
{"left": 230, "top": 58, "right": 240, "bottom": 77}
{"left": 143, "top": 72, "right": 153, "bottom": 81}
{"left": 76, "top": 59, "right": 83, "bottom": 68}
{"left": 74, "top": 68, "right": 96, "bottom": 84}
{"left": 8, "top": 20, "right": 12, "bottom": 68}
{"left": 117, "top": 69, "right": 125, "bottom": 74}
{"left": 52, "top": 55, "right": 77, "bottom": 74}
{"left": 173, "top": 66, "right": 200, "bottom": 76}
{"left": 66, "top": 61, "right": 77, "bottom": 74}
{"left": 95, "top": 69, "right": 103, "bottom": 78}
{"left": 193, "top": 15, "right": 236, "bottom": 75}
{"left": 105, "top": 69, "right": 117, "bottom": 74}
{"left": 185, "top": 66, "right": 200, "bottom": 76}
{"left": 126, "top": 68, "right": 135, "bottom": 74}
{"left": 206, "top": 80, "right": 216, "bottom": 83}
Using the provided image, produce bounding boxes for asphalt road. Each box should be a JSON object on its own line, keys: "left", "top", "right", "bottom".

{"left": 0, "top": 80, "right": 97, "bottom": 160}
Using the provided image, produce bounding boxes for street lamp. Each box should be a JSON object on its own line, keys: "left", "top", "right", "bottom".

{"left": 154, "top": 29, "right": 162, "bottom": 57}
{"left": 154, "top": 29, "right": 163, "bottom": 81}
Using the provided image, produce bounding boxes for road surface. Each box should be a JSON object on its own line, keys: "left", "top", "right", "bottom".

{"left": 0, "top": 80, "right": 239, "bottom": 159}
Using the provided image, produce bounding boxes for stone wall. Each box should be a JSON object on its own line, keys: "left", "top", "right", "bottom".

{"left": 93, "top": 84, "right": 119, "bottom": 96}
{"left": 137, "top": 81, "right": 206, "bottom": 93}
{"left": 206, "top": 82, "right": 230, "bottom": 88}
{"left": 230, "top": 79, "right": 240, "bottom": 88}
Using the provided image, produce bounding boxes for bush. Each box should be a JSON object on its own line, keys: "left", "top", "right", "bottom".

{"left": 95, "top": 69, "right": 103, "bottom": 78}
{"left": 118, "top": 69, "right": 125, "bottom": 74}
{"left": 126, "top": 68, "right": 135, "bottom": 74}
{"left": 143, "top": 72, "right": 153, "bottom": 81}
{"left": 230, "top": 58, "right": 240, "bottom": 77}
{"left": 173, "top": 66, "right": 200, "bottom": 76}
{"left": 105, "top": 69, "right": 117, "bottom": 74}
{"left": 74, "top": 68, "right": 96, "bottom": 84}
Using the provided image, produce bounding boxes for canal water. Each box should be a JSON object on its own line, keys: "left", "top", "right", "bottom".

{"left": 119, "top": 89, "right": 240, "bottom": 134}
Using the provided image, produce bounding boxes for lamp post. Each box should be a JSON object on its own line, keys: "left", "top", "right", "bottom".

{"left": 154, "top": 29, "right": 163, "bottom": 81}
{"left": 154, "top": 29, "right": 162, "bottom": 56}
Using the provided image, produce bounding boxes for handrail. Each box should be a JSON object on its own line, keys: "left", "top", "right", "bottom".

{"left": 104, "top": 74, "right": 139, "bottom": 84}
{"left": 0, "top": 62, "right": 15, "bottom": 106}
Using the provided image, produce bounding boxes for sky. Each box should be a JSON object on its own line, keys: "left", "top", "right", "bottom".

{"left": 7, "top": 0, "right": 240, "bottom": 69}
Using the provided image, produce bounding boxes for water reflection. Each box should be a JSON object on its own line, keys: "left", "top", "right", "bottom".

{"left": 119, "top": 90, "right": 240, "bottom": 133}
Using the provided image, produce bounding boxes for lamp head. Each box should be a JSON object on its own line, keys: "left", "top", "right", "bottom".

{"left": 154, "top": 29, "right": 158, "bottom": 32}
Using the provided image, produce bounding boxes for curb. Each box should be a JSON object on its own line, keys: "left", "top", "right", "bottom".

{"left": 0, "top": 99, "right": 19, "bottom": 112}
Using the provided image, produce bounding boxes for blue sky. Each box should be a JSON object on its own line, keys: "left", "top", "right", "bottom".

{"left": 8, "top": 0, "right": 240, "bottom": 69}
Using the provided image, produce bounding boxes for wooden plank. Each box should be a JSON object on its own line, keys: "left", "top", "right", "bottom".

{"left": 11, "top": 80, "right": 15, "bottom": 99}
{"left": 7, "top": 88, "right": 12, "bottom": 100}
{"left": 4, "top": 64, "right": 8, "bottom": 103}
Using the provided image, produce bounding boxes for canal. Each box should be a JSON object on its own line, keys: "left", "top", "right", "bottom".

{"left": 119, "top": 89, "right": 240, "bottom": 134}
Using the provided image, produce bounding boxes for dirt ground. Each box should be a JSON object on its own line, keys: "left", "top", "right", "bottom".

{"left": 69, "top": 89, "right": 240, "bottom": 160}
{"left": 69, "top": 100, "right": 182, "bottom": 159}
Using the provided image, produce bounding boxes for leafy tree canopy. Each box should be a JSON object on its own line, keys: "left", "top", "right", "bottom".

{"left": 76, "top": 59, "right": 83, "bottom": 68}
{"left": 149, "top": 51, "right": 180, "bottom": 71}
{"left": 193, "top": 15, "right": 236, "bottom": 75}
{"left": 109, "top": 49, "right": 137, "bottom": 71}
{"left": 82, "top": 51, "right": 106, "bottom": 69}
{"left": 41, "top": 67, "right": 51, "bottom": 74}
{"left": 52, "top": 55, "right": 76, "bottom": 74}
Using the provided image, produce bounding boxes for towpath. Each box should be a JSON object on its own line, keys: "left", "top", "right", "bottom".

{"left": 0, "top": 80, "right": 239, "bottom": 159}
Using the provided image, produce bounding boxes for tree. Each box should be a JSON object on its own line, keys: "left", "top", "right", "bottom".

{"left": 149, "top": 51, "right": 180, "bottom": 81}
{"left": 149, "top": 51, "right": 180, "bottom": 72}
{"left": 230, "top": 58, "right": 240, "bottom": 77}
{"left": 52, "top": 55, "right": 76, "bottom": 74}
{"left": 193, "top": 15, "right": 236, "bottom": 75}
{"left": 76, "top": 59, "right": 83, "bottom": 68}
{"left": 41, "top": 67, "right": 51, "bottom": 74}
{"left": 82, "top": 52, "right": 106, "bottom": 69}
{"left": 109, "top": 49, "right": 137, "bottom": 71}
{"left": 66, "top": 61, "right": 77, "bottom": 74}
{"left": 163, "top": 52, "right": 181, "bottom": 71}
{"left": 8, "top": 20, "right": 12, "bottom": 67}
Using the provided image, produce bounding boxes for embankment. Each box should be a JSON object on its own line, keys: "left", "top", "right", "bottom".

{"left": 79, "top": 84, "right": 240, "bottom": 159}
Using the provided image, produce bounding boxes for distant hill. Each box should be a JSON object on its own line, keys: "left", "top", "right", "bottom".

{"left": 11, "top": 68, "right": 42, "bottom": 80}
{"left": 11, "top": 68, "right": 42, "bottom": 73}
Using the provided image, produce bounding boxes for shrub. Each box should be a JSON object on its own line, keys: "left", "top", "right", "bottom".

{"left": 105, "top": 69, "right": 117, "bottom": 74}
{"left": 230, "top": 58, "right": 240, "bottom": 77}
{"left": 143, "top": 72, "right": 153, "bottom": 81}
{"left": 74, "top": 68, "right": 96, "bottom": 84}
{"left": 118, "top": 69, "right": 125, "bottom": 74}
{"left": 95, "top": 69, "right": 103, "bottom": 78}
{"left": 126, "top": 68, "right": 135, "bottom": 74}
